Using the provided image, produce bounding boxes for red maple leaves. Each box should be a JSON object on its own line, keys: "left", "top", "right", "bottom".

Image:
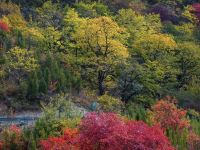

{"left": 151, "top": 100, "right": 190, "bottom": 130}
{"left": 78, "top": 112, "right": 174, "bottom": 150}
{"left": 0, "top": 20, "right": 10, "bottom": 32}
{"left": 40, "top": 128, "right": 78, "bottom": 150}
{"left": 40, "top": 137, "right": 68, "bottom": 150}
{"left": 9, "top": 125, "right": 21, "bottom": 134}
{"left": 40, "top": 113, "right": 174, "bottom": 150}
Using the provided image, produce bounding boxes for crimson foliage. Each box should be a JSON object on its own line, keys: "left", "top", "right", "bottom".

{"left": 0, "top": 20, "right": 10, "bottom": 32}
{"left": 78, "top": 112, "right": 174, "bottom": 150}
{"left": 192, "top": 3, "right": 200, "bottom": 22}
{"left": 40, "top": 137, "right": 68, "bottom": 150}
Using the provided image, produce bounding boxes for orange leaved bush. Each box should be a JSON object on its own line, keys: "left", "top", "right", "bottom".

{"left": 40, "top": 128, "right": 79, "bottom": 150}
{"left": 151, "top": 99, "right": 190, "bottom": 130}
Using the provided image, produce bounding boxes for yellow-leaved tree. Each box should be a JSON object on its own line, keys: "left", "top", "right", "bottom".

{"left": 6, "top": 47, "right": 38, "bottom": 83}
{"left": 131, "top": 33, "right": 177, "bottom": 96}
{"left": 133, "top": 34, "right": 177, "bottom": 62}
{"left": 73, "top": 16, "right": 129, "bottom": 95}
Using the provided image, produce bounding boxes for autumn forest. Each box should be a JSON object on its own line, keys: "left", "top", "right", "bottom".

{"left": 0, "top": 0, "right": 200, "bottom": 149}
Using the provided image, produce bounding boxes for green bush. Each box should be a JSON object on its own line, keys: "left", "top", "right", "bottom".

{"left": 123, "top": 102, "right": 147, "bottom": 122}
{"left": 98, "top": 94, "right": 124, "bottom": 113}
{"left": 167, "top": 128, "right": 188, "bottom": 150}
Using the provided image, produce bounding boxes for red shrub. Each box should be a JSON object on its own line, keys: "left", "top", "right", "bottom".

{"left": 151, "top": 100, "right": 190, "bottom": 130}
{"left": 77, "top": 112, "right": 126, "bottom": 150}
{"left": 0, "top": 20, "right": 10, "bottom": 32}
{"left": 39, "top": 113, "right": 174, "bottom": 150}
{"left": 1, "top": 125, "right": 24, "bottom": 149}
{"left": 40, "top": 128, "right": 78, "bottom": 150}
{"left": 126, "top": 121, "right": 174, "bottom": 150}
{"left": 40, "top": 137, "right": 68, "bottom": 150}
{"left": 77, "top": 112, "right": 174, "bottom": 150}
{"left": 192, "top": 3, "right": 200, "bottom": 22}
{"left": 63, "top": 128, "right": 78, "bottom": 144}
{"left": 9, "top": 125, "right": 21, "bottom": 134}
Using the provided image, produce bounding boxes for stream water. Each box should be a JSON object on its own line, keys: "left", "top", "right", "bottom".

{"left": 0, "top": 112, "right": 41, "bottom": 128}
{"left": 0, "top": 105, "right": 88, "bottom": 128}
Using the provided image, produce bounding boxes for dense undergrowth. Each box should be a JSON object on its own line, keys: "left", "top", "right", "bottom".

{"left": 0, "top": 95, "right": 199, "bottom": 149}
{"left": 1, "top": 0, "right": 200, "bottom": 149}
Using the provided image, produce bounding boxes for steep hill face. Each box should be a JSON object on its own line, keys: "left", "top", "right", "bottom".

{"left": 7, "top": 0, "right": 200, "bottom": 23}
{"left": 0, "top": 0, "right": 200, "bottom": 111}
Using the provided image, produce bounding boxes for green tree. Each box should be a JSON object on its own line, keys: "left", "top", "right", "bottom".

{"left": 16, "top": 30, "right": 26, "bottom": 48}
{"left": 63, "top": 8, "right": 85, "bottom": 54}
{"left": 28, "top": 72, "right": 39, "bottom": 97}
{"left": 36, "top": 1, "right": 64, "bottom": 28}
{"left": 126, "top": 33, "right": 178, "bottom": 101}
{"left": 44, "top": 67, "right": 51, "bottom": 85}
{"left": 42, "top": 27, "right": 62, "bottom": 52}
{"left": 6, "top": 47, "right": 38, "bottom": 83}
{"left": 58, "top": 68, "right": 67, "bottom": 91}
{"left": 50, "top": 60, "right": 60, "bottom": 81}
{"left": 75, "top": 2, "right": 110, "bottom": 18}
{"left": 175, "top": 42, "right": 200, "bottom": 88}
{"left": 133, "top": 34, "right": 177, "bottom": 62}
{"left": 116, "top": 9, "right": 162, "bottom": 45}
{"left": 39, "top": 77, "right": 48, "bottom": 94}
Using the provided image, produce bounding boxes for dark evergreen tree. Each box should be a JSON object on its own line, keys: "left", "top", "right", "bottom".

{"left": 50, "top": 61, "right": 60, "bottom": 81}
{"left": 17, "top": 30, "right": 26, "bottom": 48}
{"left": 44, "top": 67, "right": 51, "bottom": 85}
{"left": 58, "top": 68, "right": 67, "bottom": 91}
{"left": 39, "top": 77, "right": 48, "bottom": 93}
{"left": 29, "top": 72, "right": 39, "bottom": 97}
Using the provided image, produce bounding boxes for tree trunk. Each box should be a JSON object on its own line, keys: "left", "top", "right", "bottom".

{"left": 98, "top": 70, "right": 105, "bottom": 95}
{"left": 28, "top": 34, "right": 31, "bottom": 50}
